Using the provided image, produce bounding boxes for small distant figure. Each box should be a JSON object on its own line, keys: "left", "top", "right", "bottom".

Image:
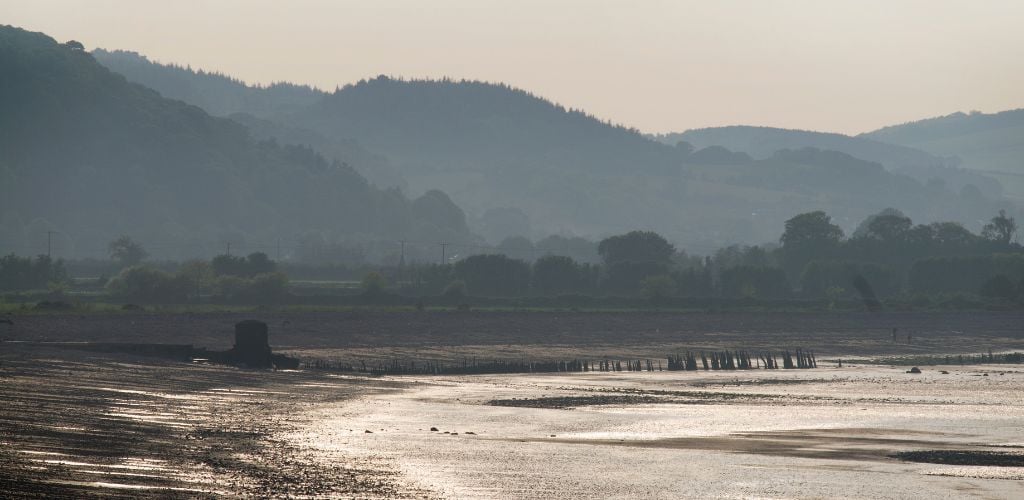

{"left": 907, "top": 331, "right": 913, "bottom": 345}
{"left": 892, "top": 327, "right": 898, "bottom": 342}
{"left": 838, "top": 359, "right": 843, "bottom": 368}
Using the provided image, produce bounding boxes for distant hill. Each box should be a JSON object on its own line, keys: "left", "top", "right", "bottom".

{"left": 93, "top": 49, "right": 409, "bottom": 189}
{"left": 92, "top": 49, "right": 325, "bottom": 118}
{"left": 89, "top": 47, "right": 1014, "bottom": 251}
{"left": 228, "top": 112, "right": 408, "bottom": 190}
{"left": 284, "top": 76, "right": 684, "bottom": 180}
{"left": 675, "top": 147, "right": 1009, "bottom": 248}
{"left": 861, "top": 109, "right": 1024, "bottom": 199}
{"left": 286, "top": 78, "right": 1007, "bottom": 248}
{"left": 0, "top": 26, "right": 472, "bottom": 259}
{"left": 655, "top": 126, "right": 1003, "bottom": 198}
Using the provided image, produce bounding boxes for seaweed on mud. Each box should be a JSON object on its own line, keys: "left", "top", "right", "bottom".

{"left": 892, "top": 450, "right": 1024, "bottom": 467}
{"left": 488, "top": 395, "right": 667, "bottom": 409}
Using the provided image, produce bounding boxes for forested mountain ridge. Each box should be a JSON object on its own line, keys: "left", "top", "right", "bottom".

{"left": 0, "top": 26, "right": 473, "bottom": 259}
{"left": 656, "top": 126, "right": 1004, "bottom": 198}
{"left": 279, "top": 76, "right": 696, "bottom": 235}
{"left": 860, "top": 109, "right": 1024, "bottom": 199}
{"left": 659, "top": 126, "right": 944, "bottom": 167}
{"left": 676, "top": 147, "right": 1009, "bottom": 248}
{"left": 228, "top": 112, "right": 408, "bottom": 190}
{"left": 286, "top": 76, "right": 683, "bottom": 178}
{"left": 862, "top": 108, "right": 1024, "bottom": 154}
{"left": 93, "top": 49, "right": 407, "bottom": 189}
{"left": 87, "top": 41, "right": 1016, "bottom": 251}
{"left": 92, "top": 48, "right": 325, "bottom": 118}
{"left": 287, "top": 77, "right": 1006, "bottom": 249}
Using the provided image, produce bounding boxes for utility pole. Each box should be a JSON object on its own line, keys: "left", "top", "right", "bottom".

{"left": 398, "top": 240, "right": 406, "bottom": 285}
{"left": 276, "top": 238, "right": 281, "bottom": 261}
{"left": 226, "top": 242, "right": 231, "bottom": 255}
{"left": 47, "top": 231, "right": 53, "bottom": 258}
{"left": 440, "top": 242, "right": 448, "bottom": 265}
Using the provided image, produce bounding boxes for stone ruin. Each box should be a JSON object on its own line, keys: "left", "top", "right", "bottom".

{"left": 232, "top": 319, "right": 273, "bottom": 367}
{"left": 206, "top": 320, "right": 298, "bottom": 369}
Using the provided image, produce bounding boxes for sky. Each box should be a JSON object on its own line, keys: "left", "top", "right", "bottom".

{"left": 3, "top": 0, "right": 1023, "bottom": 134}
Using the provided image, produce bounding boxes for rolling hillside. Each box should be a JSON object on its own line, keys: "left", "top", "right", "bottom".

{"left": 0, "top": 26, "right": 472, "bottom": 260}
{"left": 862, "top": 109, "right": 1024, "bottom": 199}
{"left": 656, "top": 126, "right": 1003, "bottom": 198}
{"left": 89, "top": 44, "right": 1014, "bottom": 251}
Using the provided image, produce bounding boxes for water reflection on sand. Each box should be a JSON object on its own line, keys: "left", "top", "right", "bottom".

{"left": 289, "top": 366, "right": 1024, "bottom": 498}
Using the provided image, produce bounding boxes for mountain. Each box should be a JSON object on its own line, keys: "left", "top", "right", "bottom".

{"left": 227, "top": 112, "right": 408, "bottom": 190}
{"left": 92, "top": 49, "right": 326, "bottom": 119}
{"left": 676, "top": 147, "right": 1008, "bottom": 248}
{"left": 90, "top": 47, "right": 1013, "bottom": 251}
{"left": 93, "top": 49, "right": 409, "bottom": 190}
{"left": 861, "top": 109, "right": 1024, "bottom": 200}
{"left": 655, "top": 126, "right": 1004, "bottom": 198}
{"left": 0, "top": 26, "right": 472, "bottom": 260}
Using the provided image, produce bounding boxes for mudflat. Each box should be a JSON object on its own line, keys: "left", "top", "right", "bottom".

{"left": 2, "top": 310, "right": 1023, "bottom": 498}
{"left": 7, "top": 309, "right": 1024, "bottom": 360}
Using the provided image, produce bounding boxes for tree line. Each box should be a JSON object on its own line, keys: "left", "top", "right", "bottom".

{"left": 391, "top": 209, "right": 1021, "bottom": 302}
{"left": 1, "top": 209, "right": 1019, "bottom": 304}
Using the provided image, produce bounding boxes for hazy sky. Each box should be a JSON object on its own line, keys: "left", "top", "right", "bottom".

{"left": 3, "top": 0, "right": 1023, "bottom": 134}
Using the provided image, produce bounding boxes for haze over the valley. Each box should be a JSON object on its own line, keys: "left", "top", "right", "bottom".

{"left": 2, "top": 7, "right": 1024, "bottom": 498}
{"left": 1, "top": 2, "right": 1022, "bottom": 262}
{"left": 4, "top": 0, "right": 1024, "bottom": 135}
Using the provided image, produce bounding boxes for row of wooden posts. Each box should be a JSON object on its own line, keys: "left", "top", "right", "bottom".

{"left": 303, "top": 348, "right": 817, "bottom": 375}
{"left": 937, "top": 351, "right": 1022, "bottom": 365}
{"left": 667, "top": 349, "right": 817, "bottom": 371}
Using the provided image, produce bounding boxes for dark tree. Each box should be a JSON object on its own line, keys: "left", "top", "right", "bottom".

{"left": 108, "top": 235, "right": 148, "bottom": 267}
{"left": 781, "top": 211, "right": 844, "bottom": 248}
{"left": 980, "top": 275, "right": 1017, "bottom": 299}
{"left": 863, "top": 214, "right": 913, "bottom": 242}
{"left": 598, "top": 231, "right": 674, "bottom": 266}
{"left": 779, "top": 211, "right": 844, "bottom": 279}
{"left": 532, "top": 255, "right": 583, "bottom": 295}
{"left": 245, "top": 252, "right": 276, "bottom": 275}
{"left": 598, "top": 231, "right": 675, "bottom": 292}
{"left": 981, "top": 210, "right": 1018, "bottom": 246}
{"left": 211, "top": 254, "right": 249, "bottom": 277}
{"left": 928, "top": 222, "right": 977, "bottom": 248}
{"left": 453, "top": 254, "right": 530, "bottom": 296}
{"left": 852, "top": 208, "right": 907, "bottom": 239}
{"left": 536, "top": 235, "right": 599, "bottom": 264}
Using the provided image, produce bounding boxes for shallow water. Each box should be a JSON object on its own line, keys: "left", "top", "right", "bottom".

{"left": 289, "top": 365, "right": 1024, "bottom": 498}
{"left": 4, "top": 344, "right": 1022, "bottom": 498}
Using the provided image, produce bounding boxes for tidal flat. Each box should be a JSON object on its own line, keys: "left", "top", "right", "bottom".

{"left": 2, "top": 310, "right": 1023, "bottom": 498}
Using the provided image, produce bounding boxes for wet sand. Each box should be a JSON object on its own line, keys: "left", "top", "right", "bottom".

{"left": 296, "top": 367, "right": 1024, "bottom": 498}
{"left": 0, "top": 345, "right": 425, "bottom": 498}
{"left": 2, "top": 311, "right": 1023, "bottom": 497}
